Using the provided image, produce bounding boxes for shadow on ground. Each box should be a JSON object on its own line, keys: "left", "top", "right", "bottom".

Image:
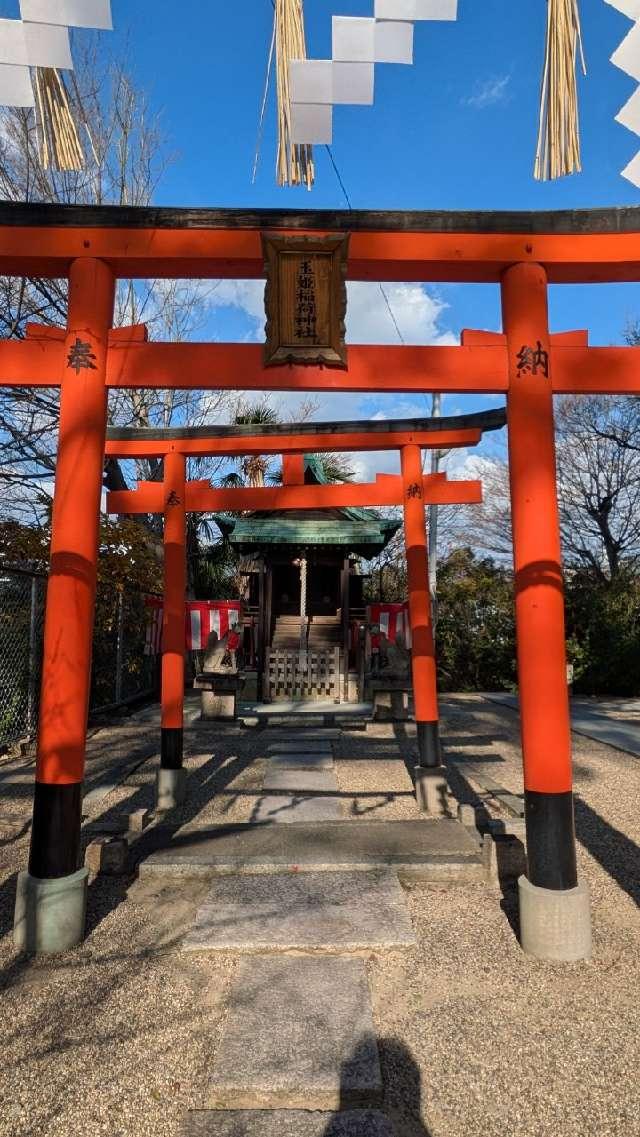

{"left": 319, "top": 1035, "right": 432, "bottom": 1136}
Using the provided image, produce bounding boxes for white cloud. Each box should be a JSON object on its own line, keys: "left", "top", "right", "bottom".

{"left": 200, "top": 279, "right": 456, "bottom": 348}
{"left": 346, "top": 282, "right": 456, "bottom": 346}
{"left": 463, "top": 74, "right": 511, "bottom": 110}
{"left": 203, "top": 279, "right": 266, "bottom": 337}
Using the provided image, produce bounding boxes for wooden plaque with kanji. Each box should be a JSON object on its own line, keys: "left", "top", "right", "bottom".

{"left": 263, "top": 233, "right": 349, "bottom": 368}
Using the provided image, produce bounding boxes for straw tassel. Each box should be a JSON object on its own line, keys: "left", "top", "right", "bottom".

{"left": 33, "top": 67, "right": 85, "bottom": 172}
{"left": 274, "top": 0, "right": 314, "bottom": 188}
{"left": 534, "top": 0, "right": 586, "bottom": 181}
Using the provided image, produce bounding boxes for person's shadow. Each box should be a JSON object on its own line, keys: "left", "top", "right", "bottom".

{"left": 323, "top": 1036, "right": 433, "bottom": 1136}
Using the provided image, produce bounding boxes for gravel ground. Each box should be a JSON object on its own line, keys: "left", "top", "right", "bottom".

{"left": 0, "top": 697, "right": 638, "bottom": 1136}
{"left": 368, "top": 695, "right": 640, "bottom": 1137}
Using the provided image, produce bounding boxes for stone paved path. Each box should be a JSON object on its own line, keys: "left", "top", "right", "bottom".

{"left": 252, "top": 732, "right": 343, "bottom": 823}
{"left": 487, "top": 692, "right": 640, "bottom": 758}
{"left": 180, "top": 729, "right": 418, "bottom": 1134}
{"left": 182, "top": 868, "right": 417, "bottom": 954}
{"left": 181, "top": 1110, "right": 394, "bottom": 1136}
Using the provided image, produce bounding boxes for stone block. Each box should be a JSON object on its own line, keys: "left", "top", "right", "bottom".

{"left": 373, "top": 688, "right": 410, "bottom": 722}
{"left": 414, "top": 766, "right": 450, "bottom": 817}
{"left": 457, "top": 803, "right": 478, "bottom": 829}
{"left": 14, "top": 868, "right": 88, "bottom": 953}
{"left": 85, "top": 836, "right": 129, "bottom": 875}
{"left": 141, "top": 818, "right": 484, "bottom": 883}
{"left": 262, "top": 767, "right": 338, "bottom": 794}
{"left": 156, "top": 767, "right": 188, "bottom": 812}
{"left": 482, "top": 832, "right": 527, "bottom": 885}
{"left": 204, "top": 956, "right": 382, "bottom": 1110}
{"left": 183, "top": 868, "right": 416, "bottom": 953}
{"left": 518, "top": 875, "right": 592, "bottom": 962}
{"left": 252, "top": 793, "right": 343, "bottom": 824}
{"left": 269, "top": 752, "right": 335, "bottom": 772}
{"left": 180, "top": 1111, "right": 394, "bottom": 1136}
{"left": 268, "top": 741, "right": 332, "bottom": 754}
{"left": 128, "top": 807, "right": 152, "bottom": 834}
{"left": 201, "top": 691, "right": 236, "bottom": 721}
{"left": 241, "top": 671, "right": 259, "bottom": 702}
{"left": 347, "top": 672, "right": 360, "bottom": 703}
{"left": 265, "top": 728, "right": 341, "bottom": 742}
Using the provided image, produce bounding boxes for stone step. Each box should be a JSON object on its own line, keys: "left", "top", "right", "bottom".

{"left": 202, "top": 957, "right": 383, "bottom": 1110}
{"left": 252, "top": 796, "right": 343, "bottom": 825}
{"left": 262, "top": 768, "right": 338, "bottom": 794}
{"left": 264, "top": 728, "right": 342, "bottom": 741}
{"left": 139, "top": 818, "right": 484, "bottom": 883}
{"left": 182, "top": 868, "right": 416, "bottom": 953}
{"left": 269, "top": 753, "right": 335, "bottom": 772}
{"left": 267, "top": 741, "right": 333, "bottom": 754}
{"left": 180, "top": 1111, "right": 395, "bottom": 1136}
{"left": 249, "top": 718, "right": 369, "bottom": 732}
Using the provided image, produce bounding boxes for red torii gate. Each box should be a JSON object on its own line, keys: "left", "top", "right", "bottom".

{"left": 5, "top": 203, "right": 635, "bottom": 961}
{"left": 104, "top": 425, "right": 484, "bottom": 809}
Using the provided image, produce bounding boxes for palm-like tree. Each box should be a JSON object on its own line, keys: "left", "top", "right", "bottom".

{"left": 219, "top": 401, "right": 280, "bottom": 489}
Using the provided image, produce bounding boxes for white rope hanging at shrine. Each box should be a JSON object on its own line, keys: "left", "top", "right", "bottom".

{"left": 287, "top": 1, "right": 458, "bottom": 151}
{"left": 607, "top": 0, "right": 640, "bottom": 186}
{"left": 0, "top": 1, "right": 113, "bottom": 171}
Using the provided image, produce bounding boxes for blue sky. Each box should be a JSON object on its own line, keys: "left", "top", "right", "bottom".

{"left": 98, "top": 2, "right": 640, "bottom": 469}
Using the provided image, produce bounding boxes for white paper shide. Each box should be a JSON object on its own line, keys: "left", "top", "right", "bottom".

{"left": 0, "top": 1, "right": 113, "bottom": 108}
{"left": 608, "top": 0, "right": 640, "bottom": 186}
{"left": 289, "top": 1, "right": 458, "bottom": 145}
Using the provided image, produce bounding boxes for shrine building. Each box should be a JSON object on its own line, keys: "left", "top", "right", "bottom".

{"left": 214, "top": 453, "right": 400, "bottom": 701}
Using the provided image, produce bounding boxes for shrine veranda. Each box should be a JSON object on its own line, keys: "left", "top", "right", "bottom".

{"left": 4, "top": 201, "right": 640, "bottom": 958}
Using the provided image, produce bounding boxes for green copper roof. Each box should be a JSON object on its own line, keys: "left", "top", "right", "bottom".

{"left": 213, "top": 456, "right": 400, "bottom": 558}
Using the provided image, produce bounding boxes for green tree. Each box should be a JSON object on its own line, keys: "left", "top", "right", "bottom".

{"left": 435, "top": 547, "right": 516, "bottom": 692}
{"left": 565, "top": 566, "right": 640, "bottom": 695}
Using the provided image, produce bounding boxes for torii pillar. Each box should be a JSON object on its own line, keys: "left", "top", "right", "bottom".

{"left": 14, "top": 259, "right": 115, "bottom": 953}
{"left": 502, "top": 262, "right": 591, "bottom": 961}
{"left": 157, "top": 451, "right": 188, "bottom": 811}
{"left": 401, "top": 444, "right": 447, "bottom": 815}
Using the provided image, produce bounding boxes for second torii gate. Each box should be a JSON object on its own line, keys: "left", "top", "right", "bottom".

{"left": 105, "top": 417, "right": 486, "bottom": 813}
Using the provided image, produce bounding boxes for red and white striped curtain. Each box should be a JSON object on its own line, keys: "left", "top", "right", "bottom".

{"left": 367, "top": 602, "right": 412, "bottom": 649}
{"left": 143, "top": 598, "right": 242, "bottom": 655}
{"left": 185, "top": 601, "right": 242, "bottom": 651}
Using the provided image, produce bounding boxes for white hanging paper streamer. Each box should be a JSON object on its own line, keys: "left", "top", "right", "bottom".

{"left": 333, "top": 16, "right": 376, "bottom": 61}
{"left": 0, "top": 63, "right": 35, "bottom": 106}
{"left": 291, "top": 60, "right": 375, "bottom": 105}
{"left": 622, "top": 149, "right": 640, "bottom": 184}
{"left": 290, "top": 0, "right": 456, "bottom": 143}
{"left": 0, "top": 8, "right": 112, "bottom": 112}
{"left": 290, "top": 103, "right": 333, "bottom": 144}
{"left": 611, "top": 19, "right": 640, "bottom": 79}
{"left": 375, "top": 21, "right": 414, "bottom": 64}
{"left": 0, "top": 20, "right": 73, "bottom": 69}
{"left": 332, "top": 16, "right": 413, "bottom": 64}
{"left": 375, "top": 0, "right": 457, "bottom": 19}
{"left": 333, "top": 62, "right": 375, "bottom": 104}
{"left": 20, "top": 1, "right": 113, "bottom": 31}
{"left": 290, "top": 60, "right": 333, "bottom": 104}
{"left": 604, "top": 0, "right": 640, "bottom": 19}
{"left": 610, "top": 1, "right": 640, "bottom": 186}
{"left": 616, "top": 84, "right": 640, "bottom": 132}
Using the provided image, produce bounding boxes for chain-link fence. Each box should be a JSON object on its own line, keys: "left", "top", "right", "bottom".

{"left": 0, "top": 567, "right": 158, "bottom": 750}
{"left": 0, "top": 567, "right": 46, "bottom": 747}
